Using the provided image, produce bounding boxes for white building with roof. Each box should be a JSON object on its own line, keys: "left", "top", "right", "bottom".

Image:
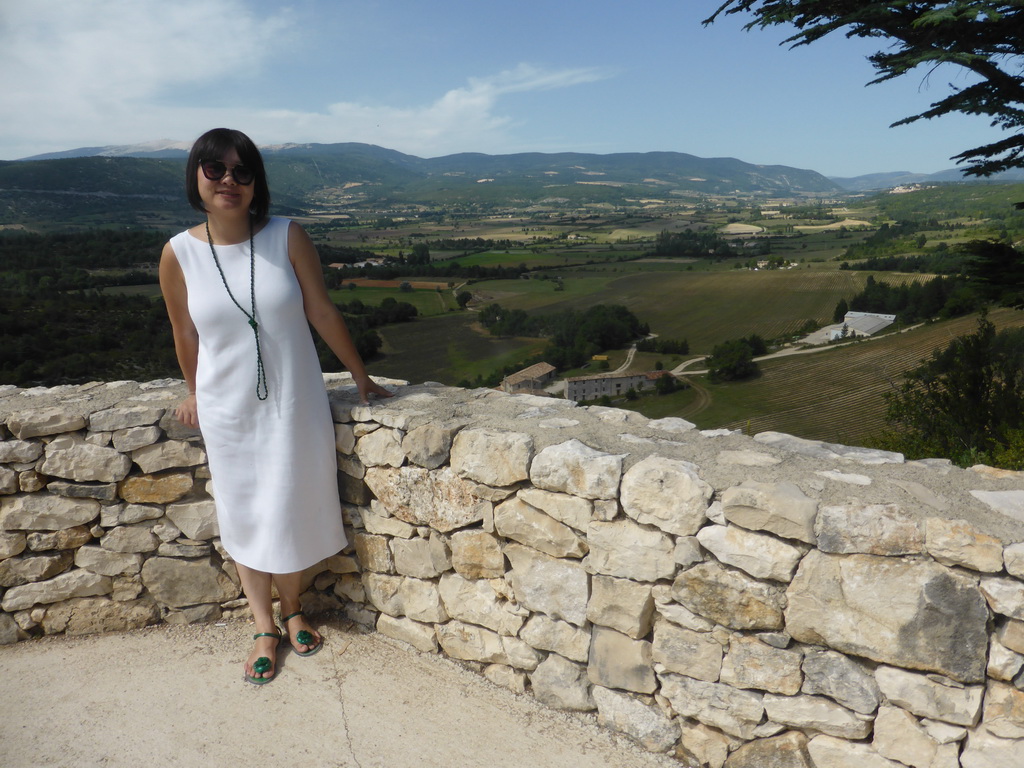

{"left": 828, "top": 311, "right": 897, "bottom": 341}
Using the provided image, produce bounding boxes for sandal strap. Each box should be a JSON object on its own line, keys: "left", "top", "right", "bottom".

{"left": 281, "top": 611, "right": 304, "bottom": 623}
{"left": 253, "top": 631, "right": 282, "bottom": 640}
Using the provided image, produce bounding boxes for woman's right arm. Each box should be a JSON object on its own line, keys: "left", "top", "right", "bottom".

{"left": 158, "top": 242, "right": 200, "bottom": 427}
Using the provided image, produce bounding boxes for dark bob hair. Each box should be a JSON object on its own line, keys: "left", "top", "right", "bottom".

{"left": 185, "top": 128, "right": 271, "bottom": 222}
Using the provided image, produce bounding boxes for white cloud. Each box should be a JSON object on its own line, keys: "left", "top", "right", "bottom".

{"left": 0, "top": 0, "right": 289, "bottom": 156}
{"left": 0, "top": 2, "right": 611, "bottom": 159}
{"left": 299, "top": 64, "right": 613, "bottom": 156}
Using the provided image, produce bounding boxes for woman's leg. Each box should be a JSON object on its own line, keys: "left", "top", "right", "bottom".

{"left": 236, "top": 563, "right": 279, "bottom": 680}
{"left": 274, "top": 570, "right": 321, "bottom": 653}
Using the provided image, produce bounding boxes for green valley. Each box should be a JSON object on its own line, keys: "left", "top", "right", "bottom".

{"left": 3, "top": 146, "right": 1023, "bottom": 465}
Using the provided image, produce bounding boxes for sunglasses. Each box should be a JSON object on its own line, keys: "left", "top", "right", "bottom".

{"left": 199, "top": 159, "right": 255, "bottom": 185}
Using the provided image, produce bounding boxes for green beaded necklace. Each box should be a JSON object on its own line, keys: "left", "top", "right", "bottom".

{"left": 205, "top": 218, "right": 268, "bottom": 400}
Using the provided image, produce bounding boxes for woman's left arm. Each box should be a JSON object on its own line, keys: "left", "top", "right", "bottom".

{"left": 288, "top": 221, "right": 393, "bottom": 404}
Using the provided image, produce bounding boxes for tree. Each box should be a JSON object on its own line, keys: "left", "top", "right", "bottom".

{"left": 705, "top": 2, "right": 1024, "bottom": 175}
{"left": 456, "top": 290, "right": 472, "bottom": 309}
{"left": 409, "top": 243, "right": 431, "bottom": 265}
{"left": 706, "top": 339, "right": 759, "bottom": 382}
{"left": 877, "top": 313, "right": 1024, "bottom": 465}
{"left": 833, "top": 297, "right": 849, "bottom": 323}
{"left": 741, "top": 333, "right": 768, "bottom": 356}
{"left": 965, "top": 239, "right": 1024, "bottom": 307}
{"left": 655, "top": 372, "right": 680, "bottom": 394}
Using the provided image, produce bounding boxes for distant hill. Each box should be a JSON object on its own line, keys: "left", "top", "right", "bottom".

{"left": 20, "top": 140, "right": 193, "bottom": 161}
{"left": 831, "top": 167, "right": 1024, "bottom": 192}
{"left": 4, "top": 142, "right": 841, "bottom": 223}
{"left": 19, "top": 141, "right": 840, "bottom": 195}
{"left": 21, "top": 140, "right": 1024, "bottom": 199}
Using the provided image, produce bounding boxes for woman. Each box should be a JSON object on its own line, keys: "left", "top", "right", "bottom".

{"left": 159, "top": 128, "right": 391, "bottom": 684}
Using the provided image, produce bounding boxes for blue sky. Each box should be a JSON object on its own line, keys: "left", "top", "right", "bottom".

{"left": 0, "top": 0, "right": 1009, "bottom": 176}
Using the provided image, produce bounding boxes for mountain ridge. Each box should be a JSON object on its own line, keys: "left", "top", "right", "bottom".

{"left": 19, "top": 141, "right": 837, "bottom": 192}
{"left": 2, "top": 143, "right": 841, "bottom": 217}
{"left": 829, "top": 167, "right": 1024, "bottom": 191}
{"left": 20, "top": 140, "right": 1024, "bottom": 192}
{"left": 5, "top": 142, "right": 1022, "bottom": 231}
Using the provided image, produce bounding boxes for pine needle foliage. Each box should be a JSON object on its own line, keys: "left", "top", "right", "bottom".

{"left": 706, "top": 1, "right": 1024, "bottom": 175}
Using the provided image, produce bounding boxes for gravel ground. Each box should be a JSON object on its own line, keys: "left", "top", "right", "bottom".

{"left": 0, "top": 616, "right": 683, "bottom": 768}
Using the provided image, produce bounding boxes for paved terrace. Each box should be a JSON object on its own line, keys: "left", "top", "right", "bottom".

{"left": 1, "top": 615, "right": 681, "bottom": 768}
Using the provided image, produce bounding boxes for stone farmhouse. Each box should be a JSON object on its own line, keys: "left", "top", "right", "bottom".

{"left": 565, "top": 371, "right": 669, "bottom": 403}
{"left": 501, "top": 362, "right": 557, "bottom": 395}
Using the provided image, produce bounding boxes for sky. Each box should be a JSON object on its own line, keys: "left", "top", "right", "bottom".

{"left": 0, "top": 0, "right": 1012, "bottom": 177}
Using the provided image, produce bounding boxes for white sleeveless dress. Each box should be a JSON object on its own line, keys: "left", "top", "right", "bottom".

{"left": 169, "top": 216, "right": 347, "bottom": 573}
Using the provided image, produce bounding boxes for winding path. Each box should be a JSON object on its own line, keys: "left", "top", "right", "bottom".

{"left": 611, "top": 344, "right": 638, "bottom": 375}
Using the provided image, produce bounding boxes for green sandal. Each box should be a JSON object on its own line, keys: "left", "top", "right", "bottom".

{"left": 245, "top": 630, "right": 282, "bottom": 685}
{"left": 282, "top": 611, "right": 323, "bottom": 657}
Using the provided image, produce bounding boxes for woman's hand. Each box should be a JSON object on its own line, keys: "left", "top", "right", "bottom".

{"left": 175, "top": 393, "right": 200, "bottom": 428}
{"left": 355, "top": 375, "right": 393, "bottom": 406}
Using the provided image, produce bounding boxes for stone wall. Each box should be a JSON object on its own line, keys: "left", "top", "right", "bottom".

{"left": 2, "top": 377, "right": 1024, "bottom": 768}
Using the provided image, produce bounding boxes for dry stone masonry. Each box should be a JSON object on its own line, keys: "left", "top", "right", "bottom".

{"left": 2, "top": 376, "right": 1024, "bottom": 768}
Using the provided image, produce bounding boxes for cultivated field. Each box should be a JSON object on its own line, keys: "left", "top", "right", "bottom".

{"left": 468, "top": 268, "right": 927, "bottom": 353}
{"left": 365, "top": 312, "right": 546, "bottom": 385}
{"left": 106, "top": 188, "right": 1024, "bottom": 449}
{"left": 443, "top": 245, "right": 647, "bottom": 270}
{"left": 328, "top": 284, "right": 460, "bottom": 316}
{"left": 671, "top": 308, "right": 1024, "bottom": 446}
